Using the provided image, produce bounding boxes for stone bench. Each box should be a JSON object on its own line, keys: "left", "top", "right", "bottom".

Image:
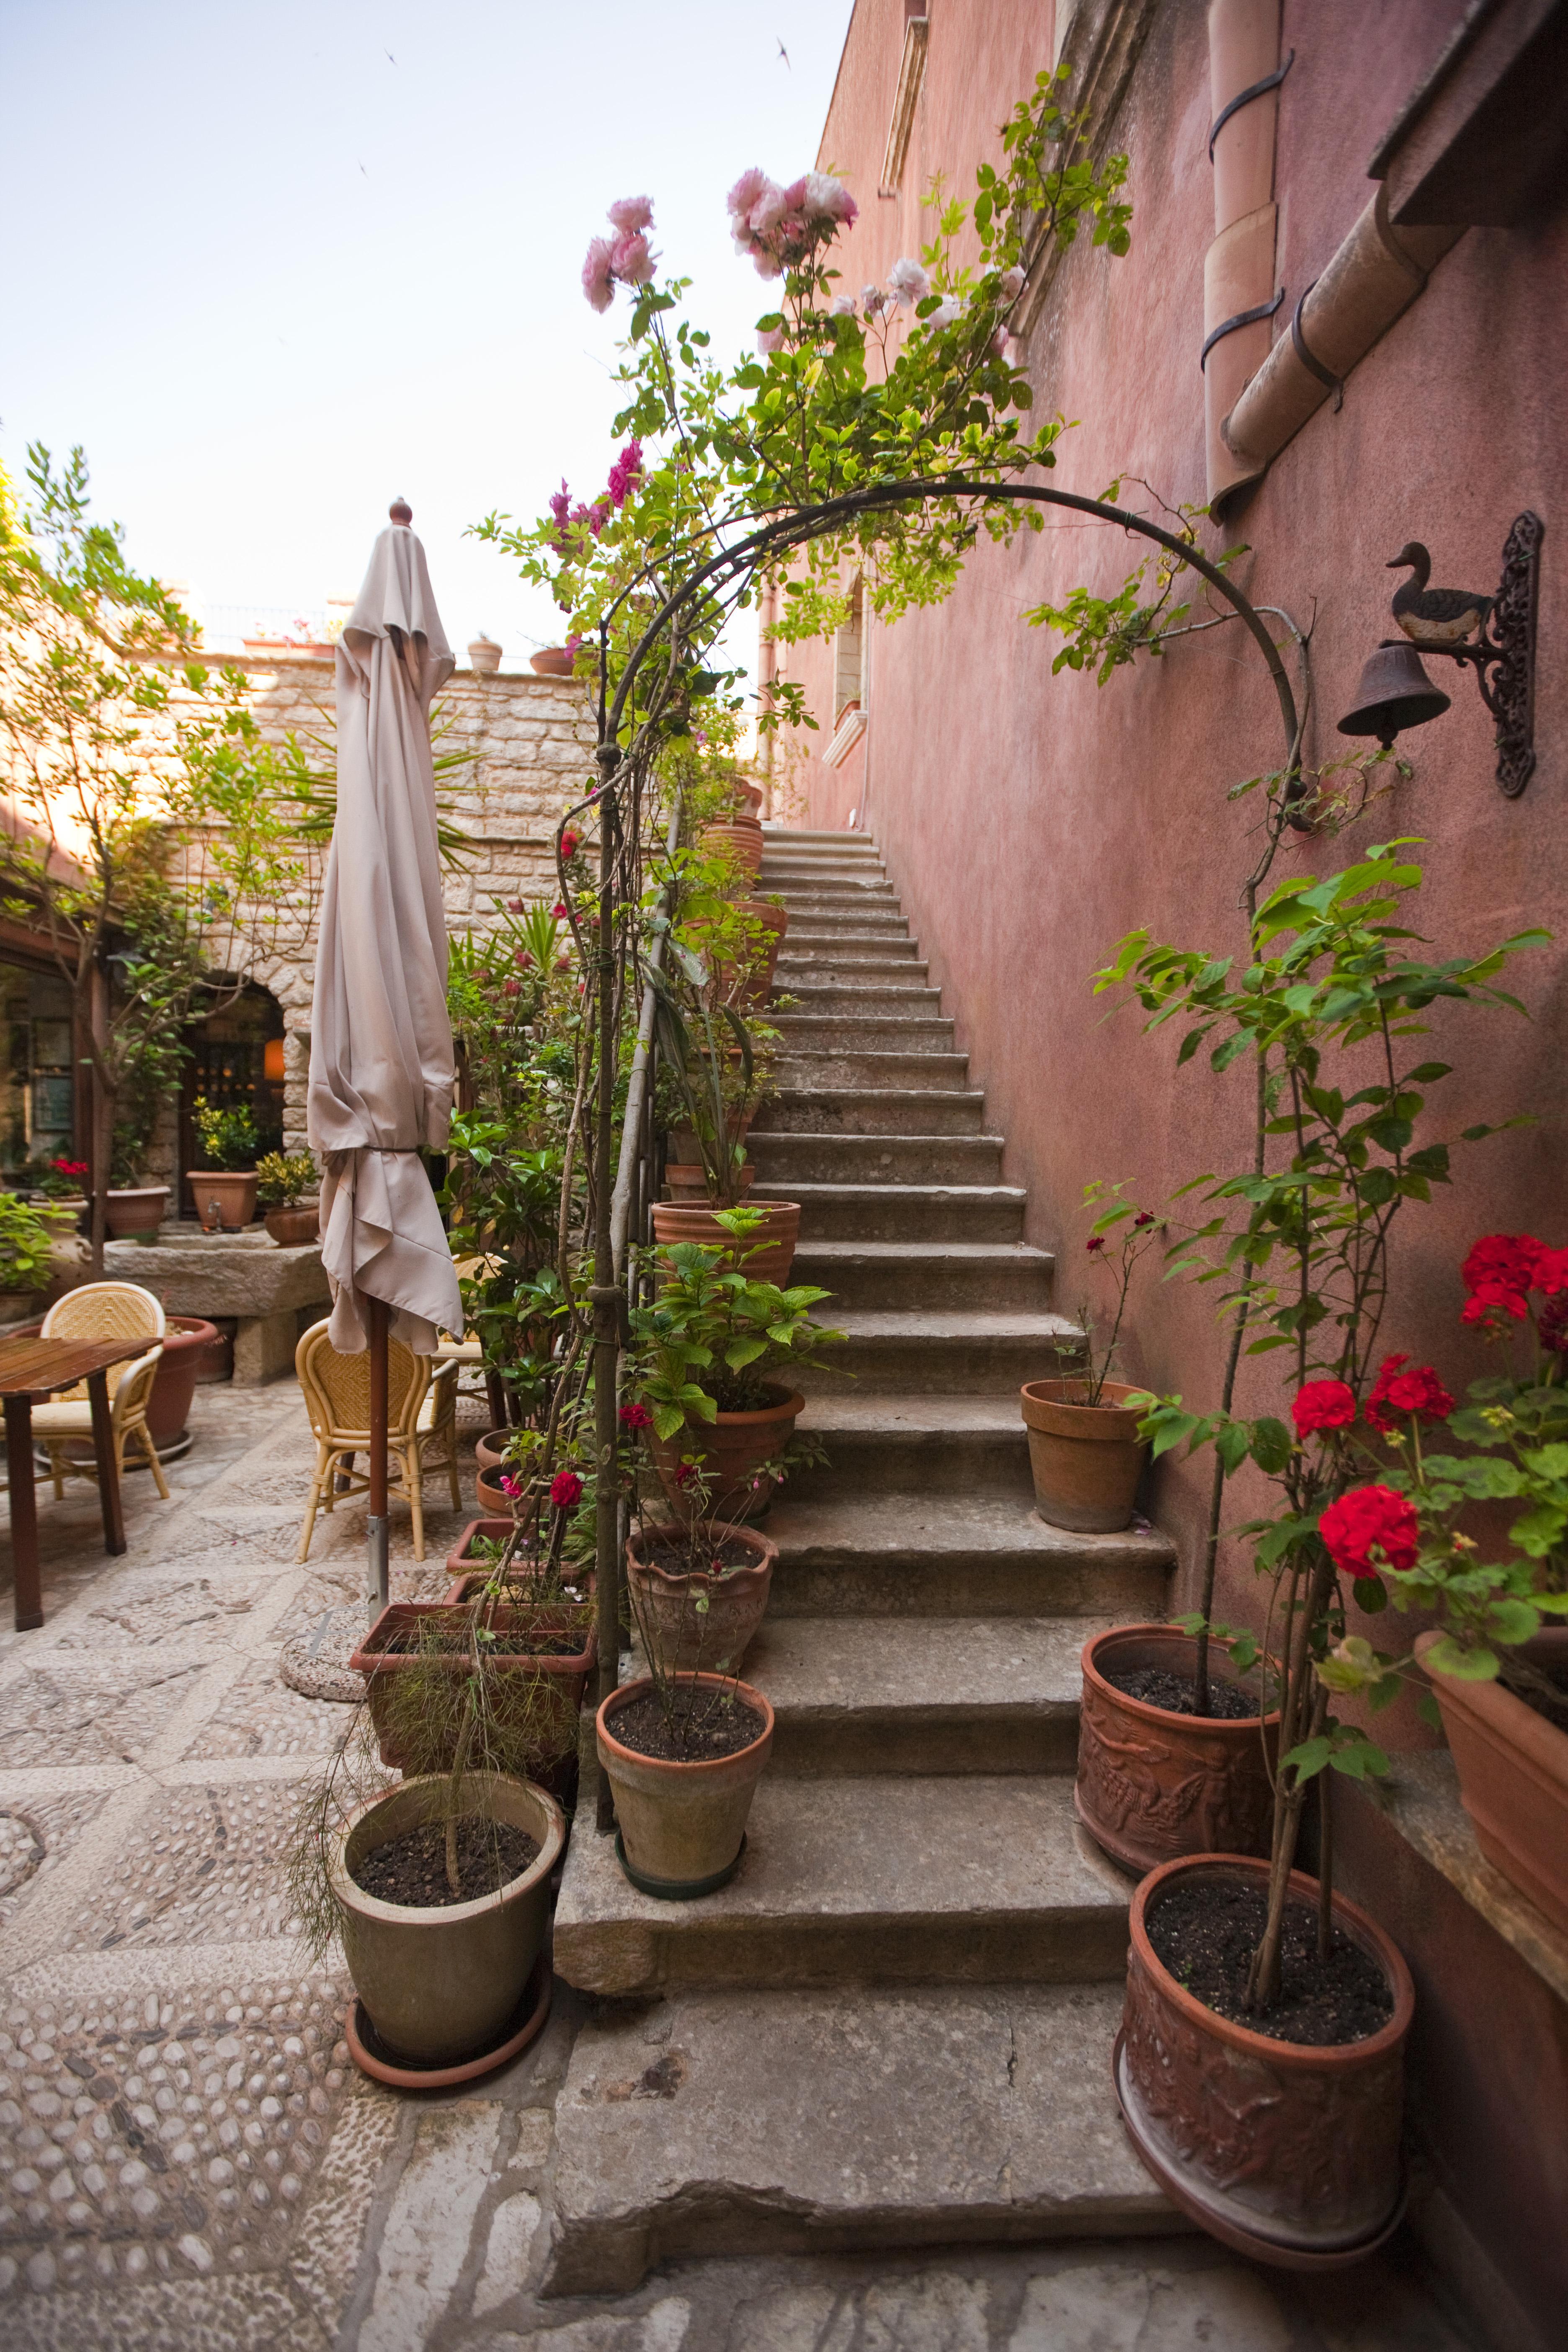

{"left": 103, "top": 1226, "right": 331, "bottom": 1385}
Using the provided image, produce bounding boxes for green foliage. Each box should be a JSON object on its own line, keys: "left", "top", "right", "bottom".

{"left": 0, "top": 1192, "right": 58, "bottom": 1292}
{"left": 1024, "top": 484, "right": 1241, "bottom": 680}
{"left": 255, "top": 1150, "right": 317, "bottom": 1210}
{"left": 191, "top": 1094, "right": 258, "bottom": 1171}
{"left": 628, "top": 1209, "right": 847, "bottom": 1433}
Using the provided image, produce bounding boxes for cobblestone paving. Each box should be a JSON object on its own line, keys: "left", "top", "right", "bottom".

{"left": 0, "top": 1385, "right": 1481, "bottom": 2349}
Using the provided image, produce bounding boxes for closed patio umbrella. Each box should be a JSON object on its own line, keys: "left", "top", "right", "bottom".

{"left": 307, "top": 498, "right": 463, "bottom": 1617}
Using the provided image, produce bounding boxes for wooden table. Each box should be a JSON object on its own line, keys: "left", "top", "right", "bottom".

{"left": 0, "top": 1335, "right": 149, "bottom": 1631}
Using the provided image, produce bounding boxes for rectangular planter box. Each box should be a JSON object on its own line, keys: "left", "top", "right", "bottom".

{"left": 351, "top": 1599, "right": 596, "bottom": 1777}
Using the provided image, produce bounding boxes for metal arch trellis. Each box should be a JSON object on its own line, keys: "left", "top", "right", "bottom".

{"left": 560, "top": 472, "right": 1308, "bottom": 1826}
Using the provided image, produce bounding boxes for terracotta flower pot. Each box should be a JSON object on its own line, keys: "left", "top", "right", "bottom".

{"left": 468, "top": 636, "right": 502, "bottom": 674}
{"left": 187, "top": 1170, "right": 258, "bottom": 1230}
{"left": 627, "top": 1522, "right": 777, "bottom": 1676}
{"left": 647, "top": 1385, "right": 803, "bottom": 1522}
{"left": 1117, "top": 1854, "right": 1413, "bottom": 2265}
{"left": 736, "top": 781, "right": 765, "bottom": 815}
{"left": 475, "top": 1427, "right": 511, "bottom": 1477}
{"left": 329, "top": 1771, "right": 565, "bottom": 2065}
{"left": 699, "top": 820, "right": 764, "bottom": 879}
{"left": 146, "top": 1317, "right": 222, "bottom": 1448}
{"left": 662, "top": 1162, "right": 757, "bottom": 1202}
{"left": 1076, "top": 1624, "right": 1279, "bottom": 1872}
{"left": 1020, "top": 1377, "right": 1149, "bottom": 1532}
{"left": 105, "top": 1186, "right": 170, "bottom": 1240}
{"left": 597, "top": 1672, "right": 774, "bottom": 1892}
{"left": 351, "top": 1599, "right": 596, "bottom": 1774}
{"left": 263, "top": 1204, "right": 319, "bottom": 1246}
{"left": 1416, "top": 1627, "right": 1568, "bottom": 1937}
{"left": 651, "top": 1198, "right": 800, "bottom": 1284}
{"left": 530, "top": 646, "right": 576, "bottom": 676}
{"left": 445, "top": 1514, "right": 519, "bottom": 1591}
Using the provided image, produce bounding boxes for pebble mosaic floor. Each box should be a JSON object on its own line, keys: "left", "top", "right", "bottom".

{"left": 0, "top": 1381, "right": 1483, "bottom": 2350}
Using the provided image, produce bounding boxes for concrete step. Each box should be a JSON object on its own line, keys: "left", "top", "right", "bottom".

{"left": 553, "top": 1770, "right": 1135, "bottom": 1999}
{"left": 796, "top": 1310, "right": 1075, "bottom": 1396}
{"left": 746, "top": 1130, "right": 1002, "bottom": 1186}
{"left": 761, "top": 826, "right": 879, "bottom": 846}
{"left": 761, "top": 1492, "right": 1174, "bottom": 1619}
{"left": 771, "top": 983, "right": 941, "bottom": 1021}
{"left": 781, "top": 908, "right": 910, "bottom": 935}
{"left": 547, "top": 1978, "right": 1177, "bottom": 2291}
{"left": 765, "top": 881, "right": 901, "bottom": 908}
{"left": 776, "top": 933, "right": 921, "bottom": 962}
{"left": 776, "top": 955, "right": 930, "bottom": 988}
{"left": 764, "top": 857, "right": 888, "bottom": 879}
{"left": 753, "top": 1087, "right": 985, "bottom": 1139}
{"left": 793, "top": 1238, "right": 1054, "bottom": 1313}
{"left": 741, "top": 1612, "right": 1116, "bottom": 1775}
{"left": 774, "top": 1050, "right": 971, "bottom": 1093}
{"left": 769, "top": 1013, "right": 956, "bottom": 1052}
{"left": 751, "top": 1179, "right": 1027, "bottom": 1243}
{"left": 789, "top": 1390, "right": 1034, "bottom": 1496}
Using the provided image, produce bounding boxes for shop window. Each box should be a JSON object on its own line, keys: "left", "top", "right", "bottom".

{"left": 0, "top": 963, "right": 79, "bottom": 1182}
{"left": 179, "top": 982, "right": 286, "bottom": 1210}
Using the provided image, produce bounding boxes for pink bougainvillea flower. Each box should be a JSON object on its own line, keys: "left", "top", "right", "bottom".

{"left": 498, "top": 1472, "right": 523, "bottom": 1499}
{"left": 550, "top": 1469, "right": 584, "bottom": 1510}
{"left": 1319, "top": 1485, "right": 1420, "bottom": 1581}
{"left": 581, "top": 235, "right": 616, "bottom": 313}
{"left": 619, "top": 1401, "right": 652, "bottom": 1430}
{"left": 1291, "top": 1380, "right": 1357, "bottom": 1439}
{"left": 1364, "top": 1353, "right": 1455, "bottom": 1434}
{"left": 606, "top": 438, "right": 644, "bottom": 507}
{"left": 887, "top": 256, "right": 931, "bottom": 306}
{"left": 607, "top": 194, "right": 654, "bottom": 233}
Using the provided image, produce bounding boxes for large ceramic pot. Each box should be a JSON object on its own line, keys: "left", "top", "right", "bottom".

{"left": 1076, "top": 1624, "right": 1278, "bottom": 1873}
{"left": 651, "top": 1198, "right": 800, "bottom": 1284}
{"left": 351, "top": 1599, "right": 596, "bottom": 1774}
{"left": 146, "top": 1317, "right": 223, "bottom": 1449}
{"left": 627, "top": 1522, "right": 776, "bottom": 1676}
{"left": 647, "top": 1385, "right": 803, "bottom": 1522}
{"left": 699, "top": 819, "right": 764, "bottom": 880}
{"left": 1117, "top": 1854, "right": 1413, "bottom": 2266}
{"left": 263, "top": 1204, "right": 319, "bottom": 1246}
{"left": 330, "top": 1770, "right": 564, "bottom": 2065}
{"left": 186, "top": 1170, "right": 258, "bottom": 1230}
{"left": 1416, "top": 1627, "right": 1568, "bottom": 1937}
{"left": 1020, "top": 1378, "right": 1148, "bottom": 1532}
{"left": 105, "top": 1186, "right": 169, "bottom": 1240}
{"left": 597, "top": 1672, "right": 774, "bottom": 1893}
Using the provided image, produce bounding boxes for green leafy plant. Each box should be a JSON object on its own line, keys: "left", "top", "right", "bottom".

{"left": 0, "top": 1191, "right": 59, "bottom": 1293}
{"left": 255, "top": 1150, "right": 317, "bottom": 1210}
{"left": 191, "top": 1095, "right": 258, "bottom": 1172}
{"left": 627, "top": 1207, "right": 846, "bottom": 1435}
{"left": 1049, "top": 1178, "right": 1164, "bottom": 1404}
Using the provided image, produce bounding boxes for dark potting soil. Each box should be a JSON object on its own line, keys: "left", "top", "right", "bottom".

{"left": 351, "top": 1818, "right": 540, "bottom": 1908}
{"left": 1108, "top": 1666, "right": 1259, "bottom": 1720}
{"left": 1510, "top": 1662, "right": 1568, "bottom": 1732}
{"left": 611, "top": 1689, "right": 766, "bottom": 1762}
{"left": 1147, "top": 1878, "right": 1394, "bottom": 2048}
{"left": 380, "top": 1623, "right": 585, "bottom": 1662}
{"left": 640, "top": 1534, "right": 759, "bottom": 1577}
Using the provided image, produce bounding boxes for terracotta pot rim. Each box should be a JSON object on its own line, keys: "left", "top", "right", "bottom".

{"left": 1081, "top": 1623, "right": 1281, "bottom": 1733}
{"left": 106, "top": 1185, "right": 170, "bottom": 1202}
{"left": 1021, "top": 1378, "right": 1150, "bottom": 1439}
{"left": 351, "top": 1598, "right": 596, "bottom": 1679}
{"left": 700, "top": 1387, "right": 804, "bottom": 1429}
{"left": 1414, "top": 1627, "right": 1568, "bottom": 1773}
{"left": 652, "top": 1198, "right": 798, "bottom": 1220}
{"left": 627, "top": 1522, "right": 779, "bottom": 1588}
{"left": 597, "top": 1671, "right": 774, "bottom": 1778}
{"left": 328, "top": 1770, "right": 565, "bottom": 1929}
{"left": 1131, "top": 1853, "right": 1415, "bottom": 2066}
{"left": 186, "top": 1167, "right": 258, "bottom": 1179}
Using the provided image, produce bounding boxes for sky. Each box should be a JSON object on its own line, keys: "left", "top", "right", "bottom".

{"left": 0, "top": 0, "right": 854, "bottom": 665}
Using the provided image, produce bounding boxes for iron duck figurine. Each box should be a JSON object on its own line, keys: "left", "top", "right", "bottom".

{"left": 1387, "top": 542, "right": 1492, "bottom": 647}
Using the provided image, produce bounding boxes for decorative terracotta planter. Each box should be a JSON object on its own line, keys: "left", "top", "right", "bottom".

{"left": 263, "top": 1204, "right": 319, "bottom": 1246}
{"left": 1117, "top": 1854, "right": 1413, "bottom": 2267}
{"left": 186, "top": 1170, "right": 258, "bottom": 1229}
{"left": 329, "top": 1771, "right": 565, "bottom": 2066}
{"left": 699, "top": 820, "right": 764, "bottom": 879}
{"left": 105, "top": 1186, "right": 169, "bottom": 1240}
{"left": 146, "top": 1317, "right": 222, "bottom": 1448}
{"left": 597, "top": 1672, "right": 774, "bottom": 1893}
{"left": 351, "top": 1598, "right": 596, "bottom": 1774}
{"left": 627, "top": 1522, "right": 777, "bottom": 1676}
{"left": 1076, "top": 1624, "right": 1278, "bottom": 1873}
{"left": 33, "top": 1199, "right": 86, "bottom": 1233}
{"left": 1416, "top": 1627, "right": 1568, "bottom": 1937}
{"left": 647, "top": 1385, "right": 803, "bottom": 1523}
{"left": 530, "top": 646, "right": 576, "bottom": 676}
{"left": 1020, "top": 1377, "right": 1149, "bottom": 1532}
{"left": 651, "top": 1198, "right": 800, "bottom": 1284}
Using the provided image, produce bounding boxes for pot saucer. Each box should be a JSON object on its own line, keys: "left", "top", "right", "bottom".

{"left": 346, "top": 1953, "right": 552, "bottom": 2089}
{"left": 614, "top": 1829, "right": 746, "bottom": 1901}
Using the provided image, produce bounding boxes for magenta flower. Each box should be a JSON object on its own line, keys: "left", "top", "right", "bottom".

{"left": 606, "top": 438, "right": 644, "bottom": 507}
{"left": 581, "top": 235, "right": 616, "bottom": 314}
{"left": 619, "top": 1401, "right": 652, "bottom": 1430}
{"left": 607, "top": 194, "right": 654, "bottom": 233}
{"left": 499, "top": 1471, "right": 523, "bottom": 1499}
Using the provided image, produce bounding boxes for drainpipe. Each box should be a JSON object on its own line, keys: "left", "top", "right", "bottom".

{"left": 1204, "top": 0, "right": 1288, "bottom": 505}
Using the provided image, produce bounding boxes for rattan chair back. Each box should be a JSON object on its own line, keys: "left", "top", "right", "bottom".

{"left": 296, "top": 1320, "right": 430, "bottom": 1444}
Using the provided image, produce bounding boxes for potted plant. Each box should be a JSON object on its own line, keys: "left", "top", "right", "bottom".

{"left": 104, "top": 1122, "right": 170, "bottom": 1240}
{"left": 596, "top": 1619, "right": 775, "bottom": 1897}
{"left": 186, "top": 1095, "right": 259, "bottom": 1229}
{"left": 1021, "top": 1182, "right": 1160, "bottom": 1532}
{"left": 627, "top": 1208, "right": 843, "bottom": 1521}
{"left": 28, "top": 1156, "right": 89, "bottom": 1230}
{"left": 145, "top": 1315, "right": 224, "bottom": 1452}
{"left": 650, "top": 961, "right": 799, "bottom": 1279}
{"left": 256, "top": 1150, "right": 320, "bottom": 1245}
{"left": 0, "top": 1192, "right": 58, "bottom": 1319}
{"left": 624, "top": 1439, "right": 779, "bottom": 1676}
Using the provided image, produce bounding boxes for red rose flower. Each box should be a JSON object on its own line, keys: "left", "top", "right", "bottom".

{"left": 674, "top": 1462, "right": 699, "bottom": 1489}
{"left": 619, "top": 1401, "right": 651, "bottom": 1430}
{"left": 1086, "top": 1235, "right": 1106, "bottom": 1254}
{"left": 1365, "top": 1352, "right": 1455, "bottom": 1434}
{"left": 1133, "top": 1211, "right": 1155, "bottom": 1228}
{"left": 1319, "top": 1484, "right": 1420, "bottom": 1581}
{"left": 560, "top": 829, "right": 581, "bottom": 860}
{"left": 1460, "top": 1233, "right": 1545, "bottom": 1323}
{"left": 549, "top": 1469, "right": 583, "bottom": 1510}
{"left": 1291, "top": 1380, "right": 1357, "bottom": 1439}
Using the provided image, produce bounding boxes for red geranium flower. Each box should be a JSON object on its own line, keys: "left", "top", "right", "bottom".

{"left": 1539, "top": 1296, "right": 1568, "bottom": 1355}
{"left": 1534, "top": 1245, "right": 1568, "bottom": 1296}
{"left": 1460, "top": 1233, "right": 1545, "bottom": 1323}
{"left": 618, "top": 1401, "right": 651, "bottom": 1430}
{"left": 1319, "top": 1484, "right": 1420, "bottom": 1581}
{"left": 549, "top": 1469, "right": 583, "bottom": 1509}
{"left": 1291, "top": 1380, "right": 1357, "bottom": 1439}
{"left": 1365, "top": 1353, "right": 1455, "bottom": 1434}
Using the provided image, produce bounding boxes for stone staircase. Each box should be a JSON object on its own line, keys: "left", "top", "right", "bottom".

{"left": 549, "top": 828, "right": 1181, "bottom": 2292}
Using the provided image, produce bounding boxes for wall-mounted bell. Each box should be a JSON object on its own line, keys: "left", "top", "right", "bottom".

{"left": 1336, "top": 639, "right": 1451, "bottom": 750}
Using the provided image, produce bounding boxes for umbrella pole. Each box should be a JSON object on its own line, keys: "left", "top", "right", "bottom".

{"left": 367, "top": 1294, "right": 389, "bottom": 1624}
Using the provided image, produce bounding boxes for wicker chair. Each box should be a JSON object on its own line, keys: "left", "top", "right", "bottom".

{"left": 294, "top": 1319, "right": 461, "bottom": 1564}
{"left": 34, "top": 1281, "right": 169, "bottom": 1503}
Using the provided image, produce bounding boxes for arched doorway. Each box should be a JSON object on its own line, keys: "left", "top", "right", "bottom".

{"left": 177, "top": 982, "right": 286, "bottom": 1215}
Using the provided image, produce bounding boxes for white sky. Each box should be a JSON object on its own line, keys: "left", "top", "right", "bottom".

{"left": 0, "top": 0, "right": 853, "bottom": 665}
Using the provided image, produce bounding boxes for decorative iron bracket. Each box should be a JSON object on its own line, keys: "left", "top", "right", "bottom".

{"left": 1415, "top": 511, "right": 1543, "bottom": 797}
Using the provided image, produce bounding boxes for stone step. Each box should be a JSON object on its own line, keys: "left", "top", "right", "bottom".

{"left": 794, "top": 1238, "right": 1054, "bottom": 1313}
{"left": 781, "top": 907, "right": 910, "bottom": 934}
{"left": 753, "top": 1086, "right": 985, "bottom": 1139}
{"left": 771, "top": 983, "right": 941, "bottom": 1021}
{"left": 776, "top": 955, "right": 930, "bottom": 989}
{"left": 763, "top": 856, "right": 888, "bottom": 879}
{"left": 768, "top": 1013, "right": 956, "bottom": 1052}
{"left": 751, "top": 1179, "right": 1027, "bottom": 1243}
{"left": 740, "top": 1612, "right": 1116, "bottom": 1775}
{"left": 789, "top": 1391, "right": 1034, "bottom": 1495}
{"left": 795, "top": 1310, "right": 1074, "bottom": 1396}
{"left": 746, "top": 1130, "right": 1002, "bottom": 1186}
{"left": 547, "top": 1979, "right": 1177, "bottom": 2292}
{"left": 775, "top": 1050, "right": 971, "bottom": 1093}
{"left": 761, "top": 1492, "right": 1174, "bottom": 1619}
{"left": 776, "top": 933, "right": 921, "bottom": 961}
{"left": 761, "top": 826, "right": 879, "bottom": 846}
{"left": 552, "top": 1770, "right": 1134, "bottom": 1999}
{"left": 765, "top": 880, "right": 901, "bottom": 908}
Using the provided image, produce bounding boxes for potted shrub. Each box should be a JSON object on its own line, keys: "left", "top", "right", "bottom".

{"left": 186, "top": 1095, "right": 260, "bottom": 1229}
{"left": 256, "top": 1150, "right": 320, "bottom": 1245}
{"left": 144, "top": 1315, "right": 224, "bottom": 1451}
{"left": 627, "top": 1208, "right": 844, "bottom": 1522}
{"left": 650, "top": 963, "right": 799, "bottom": 1278}
{"left": 28, "top": 1156, "right": 89, "bottom": 1230}
{"left": 1076, "top": 1620, "right": 1277, "bottom": 1873}
{"left": 1021, "top": 1183, "right": 1160, "bottom": 1532}
{"left": 104, "top": 1123, "right": 170, "bottom": 1241}
{"left": 0, "top": 1192, "right": 58, "bottom": 1319}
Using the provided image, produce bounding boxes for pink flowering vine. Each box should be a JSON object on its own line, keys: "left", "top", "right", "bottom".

{"left": 582, "top": 199, "right": 661, "bottom": 313}
{"left": 726, "top": 165, "right": 857, "bottom": 279}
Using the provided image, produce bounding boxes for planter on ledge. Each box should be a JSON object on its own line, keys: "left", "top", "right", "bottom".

{"left": 1076, "top": 1624, "right": 1277, "bottom": 1873}
{"left": 647, "top": 1385, "right": 803, "bottom": 1522}
{"left": 1416, "top": 1626, "right": 1568, "bottom": 1937}
{"left": 1021, "top": 1377, "right": 1149, "bottom": 1532}
{"left": 263, "top": 1204, "right": 319, "bottom": 1246}
{"left": 105, "top": 1186, "right": 170, "bottom": 1241}
{"left": 596, "top": 1671, "right": 774, "bottom": 1896}
{"left": 651, "top": 1197, "right": 799, "bottom": 1285}
{"left": 187, "top": 1169, "right": 258, "bottom": 1230}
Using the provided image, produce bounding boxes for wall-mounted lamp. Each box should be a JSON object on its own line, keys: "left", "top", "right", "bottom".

{"left": 1337, "top": 512, "right": 1543, "bottom": 796}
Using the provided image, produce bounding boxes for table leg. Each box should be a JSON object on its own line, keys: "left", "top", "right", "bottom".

{"left": 6, "top": 1394, "right": 41, "bottom": 1631}
{"left": 87, "top": 1370, "right": 126, "bottom": 1556}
